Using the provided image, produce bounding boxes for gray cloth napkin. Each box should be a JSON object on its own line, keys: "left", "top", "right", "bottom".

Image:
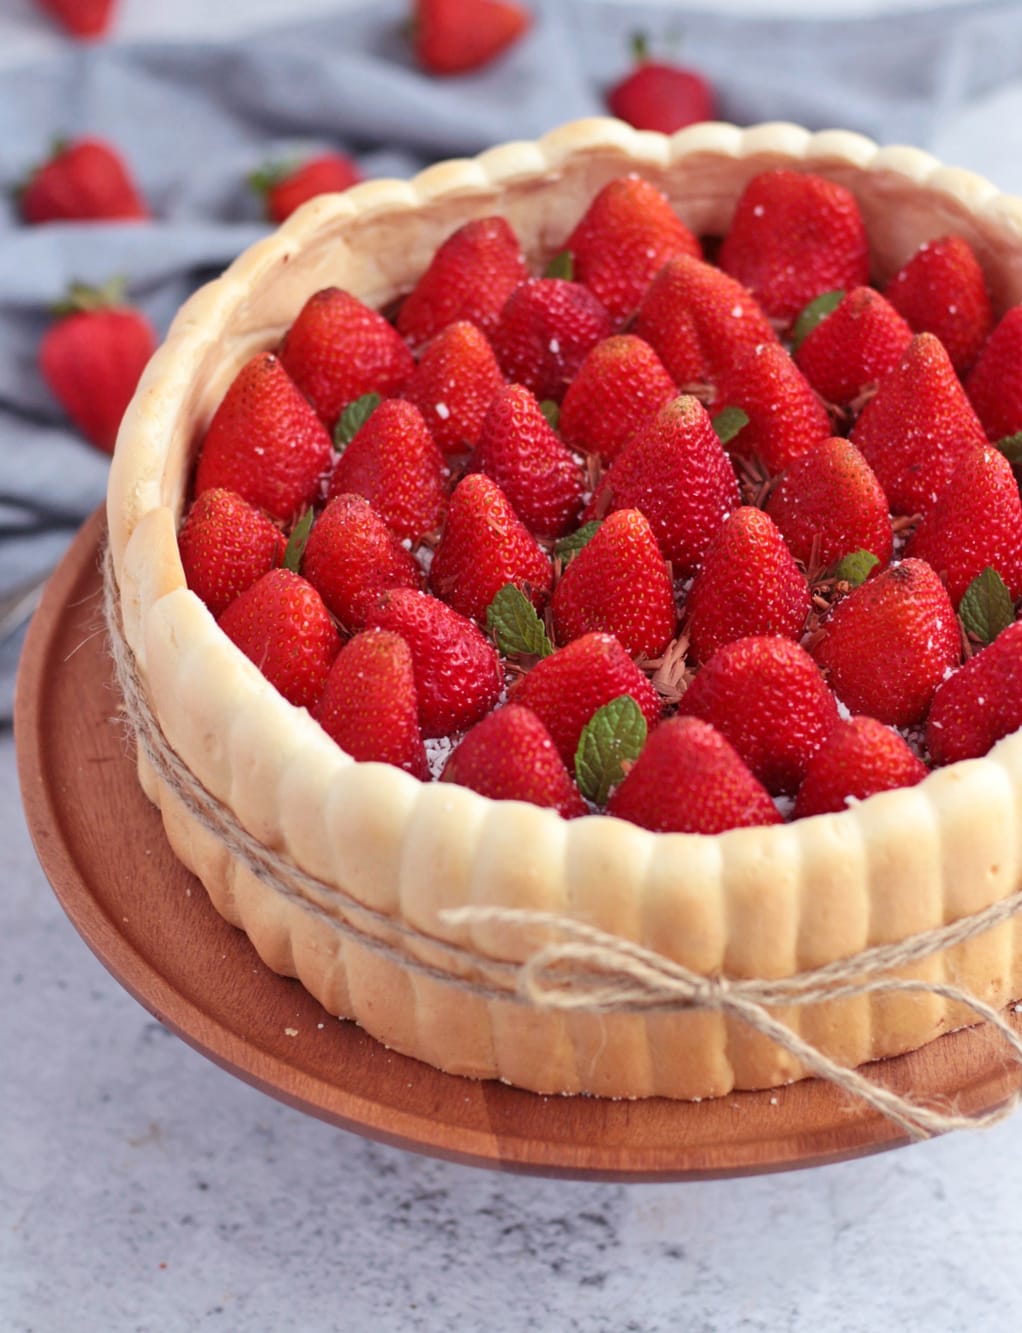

{"left": 3, "top": 0, "right": 1022, "bottom": 723}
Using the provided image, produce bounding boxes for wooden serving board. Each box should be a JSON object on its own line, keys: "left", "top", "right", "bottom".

{"left": 14, "top": 509, "right": 1022, "bottom": 1181}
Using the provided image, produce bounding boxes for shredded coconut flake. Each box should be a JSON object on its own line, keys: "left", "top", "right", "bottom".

{"left": 425, "top": 735, "right": 456, "bottom": 780}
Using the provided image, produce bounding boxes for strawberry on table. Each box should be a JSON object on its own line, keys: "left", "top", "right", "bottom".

{"left": 401, "top": 320, "right": 505, "bottom": 457}
{"left": 491, "top": 276, "right": 613, "bottom": 403}
{"left": 178, "top": 488, "right": 286, "bottom": 619}
{"left": 793, "top": 286, "right": 913, "bottom": 408}
{"left": 35, "top": 0, "right": 116, "bottom": 39}
{"left": 19, "top": 136, "right": 147, "bottom": 222}
{"left": 558, "top": 334, "right": 676, "bottom": 463}
{"left": 884, "top": 234, "right": 993, "bottom": 376}
{"left": 38, "top": 280, "right": 156, "bottom": 455}
{"left": 714, "top": 340, "right": 832, "bottom": 474}
{"left": 606, "top": 33, "right": 717, "bottom": 135}
{"left": 251, "top": 152, "right": 362, "bottom": 224}
{"left": 412, "top": 0, "right": 532, "bottom": 76}
{"left": 966, "top": 305, "right": 1022, "bottom": 442}
{"left": 793, "top": 715, "right": 929, "bottom": 819}
{"left": 926, "top": 621, "right": 1022, "bottom": 766}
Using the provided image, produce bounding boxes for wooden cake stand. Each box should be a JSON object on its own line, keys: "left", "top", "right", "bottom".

{"left": 15, "top": 509, "right": 1022, "bottom": 1181}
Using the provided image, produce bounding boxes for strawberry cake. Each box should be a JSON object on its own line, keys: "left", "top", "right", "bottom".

{"left": 107, "top": 118, "right": 1022, "bottom": 1100}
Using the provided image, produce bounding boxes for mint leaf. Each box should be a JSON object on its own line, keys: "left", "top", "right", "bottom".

{"left": 791, "top": 289, "right": 845, "bottom": 351}
{"left": 574, "top": 694, "right": 647, "bottom": 806}
{"left": 833, "top": 549, "right": 880, "bottom": 587}
{"left": 712, "top": 406, "right": 749, "bottom": 447}
{"left": 334, "top": 391, "right": 381, "bottom": 451}
{"left": 544, "top": 249, "right": 575, "bottom": 281}
{"left": 554, "top": 521, "right": 600, "bottom": 568}
{"left": 996, "top": 431, "right": 1022, "bottom": 467}
{"left": 486, "top": 584, "right": 553, "bottom": 658}
{"left": 539, "top": 399, "right": 561, "bottom": 430}
{"left": 960, "top": 567, "right": 1014, "bottom": 645}
{"left": 283, "top": 509, "right": 314, "bottom": 573}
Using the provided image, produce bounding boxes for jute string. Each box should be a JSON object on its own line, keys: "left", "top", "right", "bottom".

{"left": 103, "top": 547, "right": 1022, "bottom": 1140}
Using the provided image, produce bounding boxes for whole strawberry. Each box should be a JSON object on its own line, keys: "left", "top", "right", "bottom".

{"left": 396, "top": 216, "right": 528, "bottom": 349}
{"left": 327, "top": 398, "right": 447, "bottom": 543}
{"left": 714, "top": 340, "right": 832, "bottom": 474}
{"left": 850, "top": 332, "right": 987, "bottom": 515}
{"left": 550, "top": 508, "right": 676, "bottom": 659}
{"left": 607, "top": 716, "right": 780, "bottom": 834}
{"left": 429, "top": 473, "right": 552, "bottom": 623}
{"left": 301, "top": 492, "right": 424, "bottom": 630}
{"left": 251, "top": 152, "right": 362, "bottom": 224}
{"left": 279, "top": 287, "right": 415, "bottom": 429}
{"left": 678, "top": 635, "right": 838, "bottom": 794}
{"left": 564, "top": 175, "right": 701, "bottom": 325}
{"left": 512, "top": 631, "right": 662, "bottom": 767}
{"left": 884, "top": 234, "right": 993, "bottom": 376}
{"left": 793, "top": 715, "right": 929, "bottom": 819}
{"left": 441, "top": 705, "right": 586, "bottom": 818}
{"left": 177, "top": 488, "right": 286, "bottom": 619}
{"left": 19, "top": 137, "right": 147, "bottom": 222}
{"left": 491, "top": 276, "right": 613, "bottom": 402}
{"left": 793, "top": 286, "right": 913, "bottom": 407}
{"left": 811, "top": 558, "right": 960, "bottom": 727}
{"left": 35, "top": 0, "right": 116, "bottom": 39}
{"left": 926, "top": 621, "right": 1022, "bottom": 766}
{"left": 718, "top": 169, "right": 870, "bottom": 330}
{"left": 401, "top": 320, "right": 505, "bottom": 456}
{"left": 38, "top": 281, "right": 156, "bottom": 454}
{"left": 683, "top": 506, "right": 811, "bottom": 665}
{"left": 364, "top": 588, "right": 504, "bottom": 737}
{"left": 966, "top": 305, "right": 1022, "bottom": 442}
{"left": 194, "top": 352, "right": 333, "bottom": 522}
{"left": 218, "top": 568, "right": 341, "bottom": 712}
{"left": 314, "top": 629, "right": 429, "bottom": 779}
{"left": 606, "top": 35, "right": 717, "bottom": 135}
{"left": 764, "top": 436, "right": 893, "bottom": 572}
{"left": 412, "top": 0, "right": 532, "bottom": 76}
{"left": 558, "top": 334, "right": 676, "bottom": 463}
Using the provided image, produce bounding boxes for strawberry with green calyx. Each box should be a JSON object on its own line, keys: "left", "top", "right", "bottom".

{"left": 327, "top": 398, "right": 447, "bottom": 544}
{"left": 793, "top": 286, "right": 913, "bottom": 409}
{"left": 36, "top": 0, "right": 116, "bottom": 39}
{"left": 300, "top": 492, "right": 424, "bottom": 631}
{"left": 558, "top": 334, "right": 676, "bottom": 463}
{"left": 411, "top": 0, "right": 532, "bottom": 77}
{"left": 606, "top": 32, "right": 717, "bottom": 135}
{"left": 279, "top": 286, "right": 415, "bottom": 430}
{"left": 491, "top": 276, "right": 613, "bottom": 403}
{"left": 250, "top": 152, "right": 362, "bottom": 224}
{"left": 683, "top": 506, "right": 811, "bottom": 665}
{"left": 38, "top": 278, "right": 156, "bottom": 455}
{"left": 563, "top": 174, "right": 702, "bottom": 325}
{"left": 401, "top": 320, "right": 505, "bottom": 457}
{"left": 19, "top": 136, "right": 146, "bottom": 221}
{"left": 966, "top": 305, "right": 1022, "bottom": 443}
{"left": 178, "top": 488, "right": 287, "bottom": 619}
{"left": 713, "top": 340, "right": 833, "bottom": 474}
{"left": 550, "top": 508, "right": 677, "bottom": 659}
{"left": 793, "top": 715, "right": 929, "bottom": 819}
{"left": 194, "top": 352, "right": 333, "bottom": 522}
{"left": 926, "top": 620, "right": 1022, "bottom": 766}
{"left": 218, "top": 568, "right": 341, "bottom": 712}
{"left": 396, "top": 216, "right": 528, "bottom": 349}
{"left": 608, "top": 716, "right": 781, "bottom": 834}
{"left": 429, "top": 474, "right": 552, "bottom": 623}
{"left": 314, "top": 629, "right": 429, "bottom": 779}
{"left": 811, "top": 558, "right": 960, "bottom": 728}
{"left": 884, "top": 234, "right": 993, "bottom": 376}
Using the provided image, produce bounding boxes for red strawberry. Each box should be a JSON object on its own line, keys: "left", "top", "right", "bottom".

{"left": 195, "top": 352, "right": 333, "bottom": 522}
{"left": 314, "top": 629, "right": 429, "bottom": 779}
{"left": 884, "top": 234, "right": 993, "bottom": 376}
{"left": 412, "top": 0, "right": 532, "bottom": 76}
{"left": 966, "top": 305, "right": 1022, "bottom": 442}
{"left": 683, "top": 506, "right": 811, "bottom": 665}
{"left": 793, "top": 715, "right": 929, "bottom": 819}
{"left": 558, "top": 334, "right": 676, "bottom": 463}
{"left": 904, "top": 444, "right": 1022, "bottom": 606}
{"left": 811, "top": 558, "right": 960, "bottom": 727}
{"left": 279, "top": 287, "right": 415, "bottom": 429}
{"left": 678, "top": 635, "right": 838, "bottom": 794}
{"left": 441, "top": 704, "right": 586, "bottom": 818}
{"left": 491, "top": 277, "right": 613, "bottom": 403}
{"left": 177, "top": 488, "right": 286, "bottom": 619}
{"left": 606, "top": 36, "right": 717, "bottom": 135}
{"left": 19, "top": 137, "right": 146, "bottom": 222}
{"left": 550, "top": 508, "right": 676, "bottom": 658}
{"left": 429, "top": 473, "right": 552, "bottom": 623}
{"left": 564, "top": 174, "right": 701, "bottom": 325}
{"left": 364, "top": 588, "right": 504, "bottom": 737}
{"left": 718, "top": 169, "right": 870, "bottom": 329}
{"left": 217, "top": 568, "right": 341, "bottom": 712}
{"left": 301, "top": 492, "right": 424, "bottom": 630}
{"left": 251, "top": 152, "right": 362, "bottom": 224}
{"left": 327, "top": 398, "right": 446, "bottom": 543}
{"left": 632, "top": 253, "right": 779, "bottom": 393}
{"left": 850, "top": 333, "right": 987, "bottom": 515}
{"left": 35, "top": 0, "right": 116, "bottom": 38}
{"left": 512, "top": 631, "right": 662, "bottom": 767}
{"left": 793, "top": 287, "right": 913, "bottom": 407}
{"left": 607, "top": 716, "right": 780, "bottom": 834}
{"left": 396, "top": 216, "right": 528, "bottom": 349}
{"left": 38, "top": 281, "right": 156, "bottom": 454}
{"left": 714, "top": 340, "right": 833, "bottom": 474}
{"left": 472, "top": 384, "right": 585, "bottom": 539}
{"left": 764, "top": 436, "right": 893, "bottom": 572}
{"left": 401, "top": 320, "right": 505, "bottom": 456}
{"left": 588, "top": 394, "right": 740, "bottom": 574}
{"left": 926, "top": 621, "right": 1022, "bottom": 766}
